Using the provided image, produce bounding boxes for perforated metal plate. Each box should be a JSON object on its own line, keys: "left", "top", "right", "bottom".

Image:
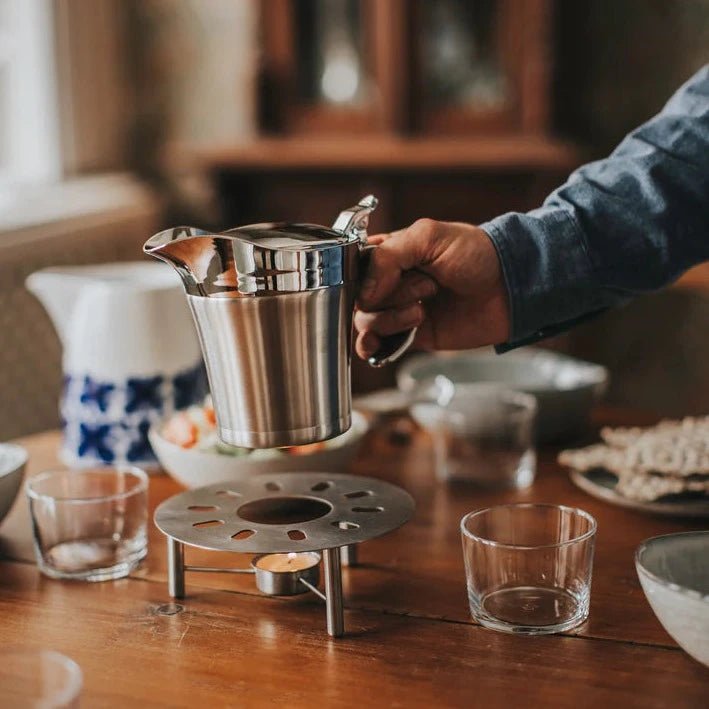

{"left": 154, "top": 472, "right": 415, "bottom": 553}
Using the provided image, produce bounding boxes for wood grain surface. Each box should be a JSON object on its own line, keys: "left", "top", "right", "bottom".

{"left": 186, "top": 136, "right": 580, "bottom": 172}
{"left": 1, "top": 410, "right": 707, "bottom": 707}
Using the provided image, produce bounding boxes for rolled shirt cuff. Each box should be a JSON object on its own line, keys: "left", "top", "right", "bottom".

{"left": 480, "top": 206, "right": 610, "bottom": 350}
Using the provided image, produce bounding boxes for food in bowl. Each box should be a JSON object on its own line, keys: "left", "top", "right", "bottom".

{"left": 151, "top": 399, "right": 369, "bottom": 487}
{"left": 161, "top": 397, "right": 329, "bottom": 458}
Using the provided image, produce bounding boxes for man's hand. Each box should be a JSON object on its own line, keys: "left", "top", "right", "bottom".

{"left": 354, "top": 219, "right": 511, "bottom": 359}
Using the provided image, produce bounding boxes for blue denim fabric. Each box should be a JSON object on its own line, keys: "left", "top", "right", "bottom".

{"left": 481, "top": 65, "right": 709, "bottom": 352}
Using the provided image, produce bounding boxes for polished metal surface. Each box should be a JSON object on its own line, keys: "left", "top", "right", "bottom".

{"left": 323, "top": 548, "right": 345, "bottom": 637}
{"left": 167, "top": 537, "right": 185, "bottom": 599}
{"left": 144, "top": 224, "right": 358, "bottom": 296}
{"left": 156, "top": 472, "right": 413, "bottom": 638}
{"left": 187, "top": 282, "right": 353, "bottom": 448}
{"left": 299, "top": 578, "right": 327, "bottom": 601}
{"left": 340, "top": 544, "right": 358, "bottom": 567}
{"left": 251, "top": 553, "right": 321, "bottom": 596}
{"left": 153, "top": 472, "right": 415, "bottom": 554}
{"left": 144, "top": 195, "right": 416, "bottom": 447}
{"left": 331, "top": 194, "right": 378, "bottom": 241}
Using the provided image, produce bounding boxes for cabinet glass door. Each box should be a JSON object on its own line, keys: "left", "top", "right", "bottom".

{"left": 294, "top": 0, "right": 370, "bottom": 107}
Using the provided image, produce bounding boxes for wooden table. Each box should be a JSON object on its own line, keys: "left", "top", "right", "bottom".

{"left": 1, "top": 410, "right": 707, "bottom": 707}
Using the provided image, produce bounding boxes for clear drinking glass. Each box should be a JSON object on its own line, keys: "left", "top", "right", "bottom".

{"left": 426, "top": 383, "right": 537, "bottom": 488}
{"left": 461, "top": 503, "right": 597, "bottom": 634}
{"left": 26, "top": 466, "right": 148, "bottom": 581}
{"left": 0, "top": 649, "right": 83, "bottom": 707}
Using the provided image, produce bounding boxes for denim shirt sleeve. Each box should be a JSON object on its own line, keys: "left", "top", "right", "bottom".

{"left": 480, "top": 64, "right": 709, "bottom": 352}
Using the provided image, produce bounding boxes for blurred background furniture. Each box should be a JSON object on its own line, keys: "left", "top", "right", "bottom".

{"left": 0, "top": 0, "right": 708, "bottom": 439}
{"left": 197, "top": 0, "right": 579, "bottom": 393}
{"left": 205, "top": 0, "right": 578, "bottom": 230}
{"left": 0, "top": 176, "right": 161, "bottom": 440}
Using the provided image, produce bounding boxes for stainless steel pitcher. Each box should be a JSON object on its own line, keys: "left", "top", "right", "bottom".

{"left": 143, "top": 196, "right": 415, "bottom": 448}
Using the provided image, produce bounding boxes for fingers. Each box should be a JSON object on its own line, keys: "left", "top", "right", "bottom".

{"left": 378, "top": 271, "right": 438, "bottom": 309}
{"left": 359, "top": 219, "right": 443, "bottom": 309}
{"left": 355, "top": 330, "right": 381, "bottom": 360}
{"left": 354, "top": 303, "right": 425, "bottom": 360}
{"left": 355, "top": 302, "right": 425, "bottom": 338}
{"left": 354, "top": 312, "right": 435, "bottom": 359}
{"left": 356, "top": 220, "right": 441, "bottom": 360}
{"left": 365, "top": 229, "right": 406, "bottom": 246}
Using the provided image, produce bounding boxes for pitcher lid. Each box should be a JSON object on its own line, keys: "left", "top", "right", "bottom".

{"left": 142, "top": 224, "right": 358, "bottom": 296}
{"left": 223, "top": 223, "right": 352, "bottom": 251}
{"left": 143, "top": 195, "right": 378, "bottom": 296}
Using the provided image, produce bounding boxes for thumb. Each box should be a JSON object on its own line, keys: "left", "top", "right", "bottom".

{"left": 358, "top": 219, "right": 442, "bottom": 309}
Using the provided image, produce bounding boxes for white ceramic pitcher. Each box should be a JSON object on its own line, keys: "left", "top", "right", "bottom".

{"left": 26, "top": 262, "right": 206, "bottom": 467}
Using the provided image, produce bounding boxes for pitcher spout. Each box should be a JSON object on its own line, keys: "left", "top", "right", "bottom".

{"left": 26, "top": 270, "right": 87, "bottom": 347}
{"left": 143, "top": 227, "right": 220, "bottom": 295}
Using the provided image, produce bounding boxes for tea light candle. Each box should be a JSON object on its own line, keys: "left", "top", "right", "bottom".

{"left": 254, "top": 552, "right": 320, "bottom": 573}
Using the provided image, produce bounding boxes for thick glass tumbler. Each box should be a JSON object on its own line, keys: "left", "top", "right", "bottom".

{"left": 433, "top": 384, "right": 537, "bottom": 488}
{"left": 410, "top": 381, "right": 537, "bottom": 488}
{"left": 27, "top": 467, "right": 148, "bottom": 581}
{"left": 461, "top": 503, "right": 597, "bottom": 634}
{"left": 0, "top": 649, "right": 82, "bottom": 707}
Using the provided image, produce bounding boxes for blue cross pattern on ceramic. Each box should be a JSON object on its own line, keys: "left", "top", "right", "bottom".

{"left": 173, "top": 365, "right": 208, "bottom": 410}
{"left": 80, "top": 376, "right": 115, "bottom": 413}
{"left": 125, "top": 419, "right": 153, "bottom": 463}
{"left": 77, "top": 423, "right": 115, "bottom": 463}
{"left": 125, "top": 375, "right": 164, "bottom": 414}
{"left": 60, "top": 361, "right": 208, "bottom": 467}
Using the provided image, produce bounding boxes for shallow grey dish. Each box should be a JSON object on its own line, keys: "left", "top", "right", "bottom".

{"left": 0, "top": 443, "right": 28, "bottom": 527}
{"left": 397, "top": 347, "right": 608, "bottom": 443}
{"left": 636, "top": 532, "right": 709, "bottom": 667}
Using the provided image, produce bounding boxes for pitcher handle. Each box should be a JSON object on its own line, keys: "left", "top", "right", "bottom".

{"left": 333, "top": 195, "right": 417, "bottom": 368}
{"left": 359, "top": 245, "right": 417, "bottom": 368}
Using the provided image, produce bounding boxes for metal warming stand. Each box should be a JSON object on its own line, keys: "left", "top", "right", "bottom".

{"left": 154, "top": 473, "right": 415, "bottom": 637}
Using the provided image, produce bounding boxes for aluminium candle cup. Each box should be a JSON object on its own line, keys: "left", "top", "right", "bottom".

{"left": 252, "top": 552, "right": 321, "bottom": 595}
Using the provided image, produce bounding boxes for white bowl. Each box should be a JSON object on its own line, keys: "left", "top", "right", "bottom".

{"left": 149, "top": 411, "right": 370, "bottom": 488}
{"left": 636, "top": 531, "right": 709, "bottom": 667}
{"left": 0, "top": 444, "right": 28, "bottom": 527}
{"left": 398, "top": 347, "right": 608, "bottom": 443}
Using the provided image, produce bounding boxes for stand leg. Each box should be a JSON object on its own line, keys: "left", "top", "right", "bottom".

{"left": 167, "top": 537, "right": 185, "bottom": 599}
{"left": 340, "top": 544, "right": 358, "bottom": 567}
{"left": 323, "top": 547, "right": 344, "bottom": 637}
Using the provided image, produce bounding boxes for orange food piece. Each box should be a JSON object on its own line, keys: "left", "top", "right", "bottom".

{"left": 285, "top": 441, "right": 327, "bottom": 456}
{"left": 204, "top": 405, "right": 217, "bottom": 427}
{"left": 162, "top": 412, "right": 198, "bottom": 448}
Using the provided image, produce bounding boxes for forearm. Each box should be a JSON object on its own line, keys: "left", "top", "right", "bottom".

{"left": 482, "top": 65, "right": 709, "bottom": 350}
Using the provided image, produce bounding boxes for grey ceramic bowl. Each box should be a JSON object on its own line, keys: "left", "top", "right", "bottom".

{"left": 636, "top": 532, "right": 709, "bottom": 667}
{"left": 0, "top": 443, "right": 28, "bottom": 527}
{"left": 397, "top": 347, "right": 608, "bottom": 443}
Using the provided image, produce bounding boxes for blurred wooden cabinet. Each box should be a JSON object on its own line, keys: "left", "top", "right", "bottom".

{"left": 203, "top": 0, "right": 576, "bottom": 231}
{"left": 259, "top": 0, "right": 552, "bottom": 137}
{"left": 205, "top": 0, "right": 577, "bottom": 232}
{"left": 194, "top": 1, "right": 579, "bottom": 394}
